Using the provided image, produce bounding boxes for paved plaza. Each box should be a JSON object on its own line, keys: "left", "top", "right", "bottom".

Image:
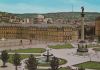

{"left": 0, "top": 39, "right": 100, "bottom": 70}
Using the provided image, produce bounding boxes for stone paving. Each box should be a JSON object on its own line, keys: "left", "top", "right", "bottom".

{"left": 0, "top": 60, "right": 15, "bottom": 70}
{"left": 0, "top": 39, "right": 100, "bottom": 70}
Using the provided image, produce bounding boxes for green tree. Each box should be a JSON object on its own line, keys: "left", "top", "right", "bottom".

{"left": 25, "top": 54, "right": 37, "bottom": 70}
{"left": 50, "top": 56, "right": 59, "bottom": 70}
{"left": 78, "top": 66, "right": 85, "bottom": 70}
{"left": 0, "top": 50, "right": 9, "bottom": 67}
{"left": 12, "top": 53, "right": 21, "bottom": 70}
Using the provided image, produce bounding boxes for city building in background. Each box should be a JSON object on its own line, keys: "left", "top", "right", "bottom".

{"left": 0, "top": 11, "right": 97, "bottom": 42}
{"left": 95, "top": 17, "right": 100, "bottom": 41}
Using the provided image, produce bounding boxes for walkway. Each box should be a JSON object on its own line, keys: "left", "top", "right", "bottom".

{"left": 0, "top": 40, "right": 100, "bottom": 70}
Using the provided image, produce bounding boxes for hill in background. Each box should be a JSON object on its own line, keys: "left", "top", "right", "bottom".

{"left": 15, "top": 12, "right": 100, "bottom": 21}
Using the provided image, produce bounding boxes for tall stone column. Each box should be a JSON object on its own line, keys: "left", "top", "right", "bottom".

{"left": 81, "top": 17, "right": 84, "bottom": 41}
{"left": 81, "top": 7, "right": 85, "bottom": 41}
{"left": 77, "top": 7, "right": 88, "bottom": 52}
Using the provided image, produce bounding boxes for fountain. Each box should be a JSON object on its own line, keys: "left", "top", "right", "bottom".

{"left": 43, "top": 48, "right": 53, "bottom": 62}
{"left": 36, "top": 47, "right": 53, "bottom": 65}
{"left": 34, "top": 47, "right": 53, "bottom": 67}
{"left": 38, "top": 56, "right": 47, "bottom": 63}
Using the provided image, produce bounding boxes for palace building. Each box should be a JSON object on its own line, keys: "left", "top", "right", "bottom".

{"left": 0, "top": 23, "right": 78, "bottom": 42}
{"left": 95, "top": 17, "right": 100, "bottom": 40}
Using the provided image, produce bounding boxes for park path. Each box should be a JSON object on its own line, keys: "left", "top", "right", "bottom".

{"left": 18, "top": 47, "right": 100, "bottom": 70}
{"left": 0, "top": 41, "right": 100, "bottom": 70}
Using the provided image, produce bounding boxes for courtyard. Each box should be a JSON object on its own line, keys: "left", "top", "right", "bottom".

{"left": 0, "top": 39, "right": 100, "bottom": 70}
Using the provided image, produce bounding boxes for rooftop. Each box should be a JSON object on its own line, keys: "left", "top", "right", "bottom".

{"left": 0, "top": 23, "right": 78, "bottom": 28}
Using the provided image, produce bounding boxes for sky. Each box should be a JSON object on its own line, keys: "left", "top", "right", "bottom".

{"left": 0, "top": 0, "right": 100, "bottom": 13}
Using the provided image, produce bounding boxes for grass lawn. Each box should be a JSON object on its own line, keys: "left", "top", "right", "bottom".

{"left": 93, "top": 48, "right": 100, "bottom": 51}
{"left": 37, "top": 67, "right": 69, "bottom": 70}
{"left": 74, "top": 61, "right": 100, "bottom": 70}
{"left": 8, "top": 54, "right": 67, "bottom": 67}
{"left": 49, "top": 43, "right": 73, "bottom": 49}
{"left": 87, "top": 44, "right": 100, "bottom": 48}
{"left": 37, "top": 67, "right": 68, "bottom": 70}
{"left": 8, "top": 54, "right": 41, "bottom": 63}
{"left": 59, "top": 67, "right": 70, "bottom": 70}
{"left": 37, "top": 69, "right": 49, "bottom": 70}
{"left": 7, "top": 54, "right": 68, "bottom": 70}
{"left": 38, "top": 58, "right": 67, "bottom": 66}
{"left": 8, "top": 48, "right": 46, "bottom": 53}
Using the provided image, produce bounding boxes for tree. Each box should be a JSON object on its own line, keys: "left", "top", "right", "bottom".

{"left": 0, "top": 50, "right": 9, "bottom": 67}
{"left": 25, "top": 54, "right": 37, "bottom": 70}
{"left": 78, "top": 66, "right": 85, "bottom": 70}
{"left": 12, "top": 53, "right": 21, "bottom": 70}
{"left": 50, "top": 56, "right": 59, "bottom": 70}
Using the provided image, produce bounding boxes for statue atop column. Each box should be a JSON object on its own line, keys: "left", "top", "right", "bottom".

{"left": 81, "top": 6, "right": 84, "bottom": 13}
{"left": 81, "top": 6, "right": 85, "bottom": 17}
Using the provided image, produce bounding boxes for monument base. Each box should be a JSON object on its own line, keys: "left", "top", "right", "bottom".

{"left": 77, "top": 48, "right": 88, "bottom": 52}
{"left": 77, "top": 40, "right": 88, "bottom": 52}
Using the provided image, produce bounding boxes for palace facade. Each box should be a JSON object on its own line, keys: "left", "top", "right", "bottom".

{"left": 0, "top": 23, "right": 78, "bottom": 42}
{"left": 95, "top": 17, "right": 100, "bottom": 40}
